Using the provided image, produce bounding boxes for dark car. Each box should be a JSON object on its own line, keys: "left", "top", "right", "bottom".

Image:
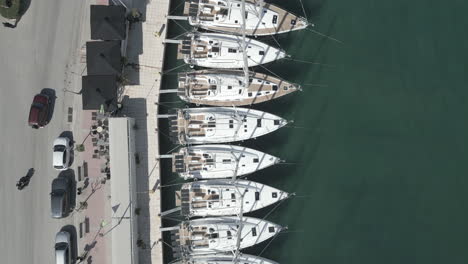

{"left": 28, "top": 93, "right": 50, "bottom": 128}
{"left": 50, "top": 177, "right": 72, "bottom": 219}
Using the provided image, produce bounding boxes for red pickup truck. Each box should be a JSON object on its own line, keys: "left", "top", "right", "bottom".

{"left": 28, "top": 93, "right": 51, "bottom": 129}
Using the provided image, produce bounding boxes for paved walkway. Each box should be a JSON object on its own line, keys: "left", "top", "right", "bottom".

{"left": 73, "top": 110, "right": 113, "bottom": 264}
{"left": 68, "top": 1, "right": 113, "bottom": 263}
{"left": 122, "top": 0, "right": 171, "bottom": 263}
{"left": 67, "top": 0, "right": 171, "bottom": 262}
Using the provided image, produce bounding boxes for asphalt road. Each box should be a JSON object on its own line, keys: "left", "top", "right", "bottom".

{"left": 0, "top": 0, "right": 85, "bottom": 263}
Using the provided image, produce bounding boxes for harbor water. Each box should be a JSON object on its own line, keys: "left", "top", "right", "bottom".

{"left": 160, "top": 0, "right": 468, "bottom": 263}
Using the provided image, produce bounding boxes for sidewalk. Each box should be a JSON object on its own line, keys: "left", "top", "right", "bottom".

{"left": 121, "top": 0, "right": 171, "bottom": 263}
{"left": 66, "top": 0, "right": 114, "bottom": 263}
{"left": 67, "top": 0, "right": 171, "bottom": 262}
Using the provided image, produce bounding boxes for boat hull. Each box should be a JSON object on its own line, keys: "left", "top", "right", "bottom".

{"left": 178, "top": 70, "right": 300, "bottom": 106}
{"left": 184, "top": 0, "right": 308, "bottom": 36}
{"left": 178, "top": 33, "right": 286, "bottom": 68}
{"left": 169, "top": 107, "right": 288, "bottom": 145}
{"left": 177, "top": 179, "right": 289, "bottom": 217}
{"left": 173, "top": 144, "right": 280, "bottom": 179}
{"left": 171, "top": 254, "right": 279, "bottom": 264}
{"left": 169, "top": 216, "right": 282, "bottom": 254}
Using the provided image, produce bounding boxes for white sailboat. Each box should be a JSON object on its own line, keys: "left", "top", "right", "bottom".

{"left": 177, "top": 70, "right": 300, "bottom": 106}
{"left": 168, "top": 107, "right": 287, "bottom": 145}
{"left": 176, "top": 179, "right": 289, "bottom": 217}
{"left": 183, "top": 0, "right": 308, "bottom": 36}
{"left": 178, "top": 33, "right": 286, "bottom": 68}
{"left": 172, "top": 144, "right": 280, "bottom": 179}
{"left": 167, "top": 216, "right": 283, "bottom": 255}
{"left": 171, "top": 254, "right": 279, "bottom": 264}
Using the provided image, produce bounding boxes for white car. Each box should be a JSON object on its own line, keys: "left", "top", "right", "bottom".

{"left": 53, "top": 137, "right": 72, "bottom": 170}
{"left": 55, "top": 231, "right": 72, "bottom": 264}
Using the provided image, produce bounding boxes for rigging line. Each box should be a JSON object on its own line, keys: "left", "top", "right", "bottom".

{"left": 285, "top": 125, "right": 308, "bottom": 129}
{"left": 262, "top": 195, "right": 292, "bottom": 221}
{"left": 165, "top": 144, "right": 181, "bottom": 154}
{"left": 155, "top": 101, "right": 179, "bottom": 108}
{"left": 159, "top": 70, "right": 185, "bottom": 76}
{"left": 156, "top": 128, "right": 173, "bottom": 141}
{"left": 161, "top": 63, "right": 187, "bottom": 75}
{"left": 158, "top": 181, "right": 186, "bottom": 189}
{"left": 171, "top": 18, "right": 191, "bottom": 33}
{"left": 280, "top": 230, "right": 305, "bottom": 233}
{"left": 169, "top": 0, "right": 186, "bottom": 15}
{"left": 302, "top": 83, "right": 329, "bottom": 87}
{"left": 258, "top": 228, "right": 283, "bottom": 257}
{"left": 159, "top": 239, "right": 176, "bottom": 250}
{"left": 306, "top": 27, "right": 343, "bottom": 44}
{"left": 269, "top": 34, "right": 284, "bottom": 51}
{"left": 298, "top": 0, "right": 308, "bottom": 22}
{"left": 161, "top": 215, "right": 184, "bottom": 222}
{"left": 159, "top": 101, "right": 184, "bottom": 104}
{"left": 286, "top": 57, "right": 336, "bottom": 67}
{"left": 172, "top": 30, "right": 190, "bottom": 40}
{"left": 256, "top": 63, "right": 284, "bottom": 81}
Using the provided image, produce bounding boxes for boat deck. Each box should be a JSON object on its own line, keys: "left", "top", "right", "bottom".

{"left": 179, "top": 70, "right": 299, "bottom": 106}
{"left": 183, "top": 0, "right": 307, "bottom": 36}
{"left": 169, "top": 111, "right": 207, "bottom": 142}
{"left": 172, "top": 151, "right": 212, "bottom": 173}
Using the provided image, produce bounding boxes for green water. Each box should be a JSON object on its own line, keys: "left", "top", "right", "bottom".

{"left": 160, "top": 0, "right": 468, "bottom": 263}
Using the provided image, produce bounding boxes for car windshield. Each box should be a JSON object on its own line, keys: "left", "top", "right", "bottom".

{"left": 55, "top": 242, "right": 68, "bottom": 250}
{"left": 32, "top": 102, "right": 44, "bottom": 108}
{"left": 51, "top": 190, "right": 65, "bottom": 196}
{"left": 54, "top": 145, "right": 66, "bottom": 152}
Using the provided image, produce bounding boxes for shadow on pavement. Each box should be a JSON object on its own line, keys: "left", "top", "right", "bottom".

{"left": 122, "top": 0, "right": 152, "bottom": 86}
{"left": 59, "top": 130, "right": 75, "bottom": 144}
{"left": 41, "top": 88, "right": 57, "bottom": 124}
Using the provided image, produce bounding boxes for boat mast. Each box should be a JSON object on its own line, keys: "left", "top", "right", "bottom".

{"left": 241, "top": 0, "right": 250, "bottom": 87}
{"left": 232, "top": 147, "right": 246, "bottom": 263}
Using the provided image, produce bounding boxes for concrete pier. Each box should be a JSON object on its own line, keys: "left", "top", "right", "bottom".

{"left": 121, "top": 0, "right": 172, "bottom": 263}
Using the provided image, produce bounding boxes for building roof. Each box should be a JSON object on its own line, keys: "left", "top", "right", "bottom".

{"left": 86, "top": 41, "right": 123, "bottom": 76}
{"left": 109, "top": 117, "right": 139, "bottom": 264}
{"left": 81, "top": 75, "right": 118, "bottom": 111}
{"left": 90, "top": 5, "right": 127, "bottom": 40}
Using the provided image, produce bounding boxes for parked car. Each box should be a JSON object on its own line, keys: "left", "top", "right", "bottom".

{"left": 50, "top": 176, "right": 72, "bottom": 219}
{"left": 28, "top": 93, "right": 51, "bottom": 129}
{"left": 54, "top": 230, "right": 72, "bottom": 264}
{"left": 53, "top": 137, "right": 72, "bottom": 170}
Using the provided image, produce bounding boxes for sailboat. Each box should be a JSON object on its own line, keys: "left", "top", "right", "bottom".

{"left": 176, "top": 179, "right": 289, "bottom": 217}
{"left": 177, "top": 70, "right": 300, "bottom": 106}
{"left": 167, "top": 216, "right": 283, "bottom": 254}
{"left": 172, "top": 144, "right": 280, "bottom": 179}
{"left": 178, "top": 33, "right": 286, "bottom": 68}
{"left": 168, "top": 107, "right": 287, "bottom": 145}
{"left": 183, "top": 0, "right": 308, "bottom": 36}
{"left": 171, "top": 254, "right": 279, "bottom": 264}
